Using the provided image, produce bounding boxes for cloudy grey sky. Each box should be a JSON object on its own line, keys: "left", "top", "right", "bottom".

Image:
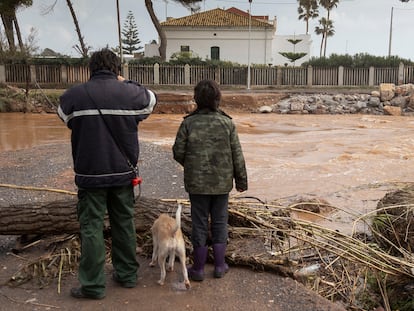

{"left": 14, "top": 0, "right": 414, "bottom": 60}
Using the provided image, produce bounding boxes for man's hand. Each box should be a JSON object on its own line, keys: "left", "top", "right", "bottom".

{"left": 117, "top": 75, "right": 125, "bottom": 82}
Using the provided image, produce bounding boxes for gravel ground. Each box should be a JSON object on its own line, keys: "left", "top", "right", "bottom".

{"left": 0, "top": 141, "right": 186, "bottom": 205}
{"left": 0, "top": 141, "right": 186, "bottom": 253}
{"left": 0, "top": 141, "right": 346, "bottom": 311}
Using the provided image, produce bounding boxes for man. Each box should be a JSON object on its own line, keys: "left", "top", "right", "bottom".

{"left": 58, "top": 48, "right": 157, "bottom": 299}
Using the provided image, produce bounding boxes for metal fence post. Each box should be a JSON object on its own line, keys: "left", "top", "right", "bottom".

{"left": 0, "top": 65, "right": 5, "bottom": 83}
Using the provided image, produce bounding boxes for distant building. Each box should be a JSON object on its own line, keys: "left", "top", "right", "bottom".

{"left": 145, "top": 7, "right": 311, "bottom": 66}
{"left": 144, "top": 42, "right": 160, "bottom": 58}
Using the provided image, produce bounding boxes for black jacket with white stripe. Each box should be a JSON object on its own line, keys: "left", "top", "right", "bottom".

{"left": 58, "top": 70, "right": 157, "bottom": 188}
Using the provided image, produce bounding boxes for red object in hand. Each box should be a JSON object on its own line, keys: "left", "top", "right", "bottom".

{"left": 132, "top": 177, "right": 143, "bottom": 186}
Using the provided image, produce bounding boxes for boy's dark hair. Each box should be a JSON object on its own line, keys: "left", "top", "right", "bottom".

{"left": 89, "top": 48, "right": 121, "bottom": 75}
{"left": 194, "top": 79, "right": 221, "bottom": 110}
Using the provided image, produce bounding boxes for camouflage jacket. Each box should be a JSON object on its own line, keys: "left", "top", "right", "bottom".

{"left": 172, "top": 108, "right": 248, "bottom": 195}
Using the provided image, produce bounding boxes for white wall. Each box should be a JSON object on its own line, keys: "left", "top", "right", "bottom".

{"left": 145, "top": 29, "right": 311, "bottom": 67}
{"left": 164, "top": 27, "right": 274, "bottom": 65}
{"left": 144, "top": 43, "right": 160, "bottom": 58}
{"left": 272, "top": 34, "right": 312, "bottom": 66}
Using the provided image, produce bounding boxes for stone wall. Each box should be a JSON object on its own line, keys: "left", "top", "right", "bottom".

{"left": 258, "top": 83, "right": 414, "bottom": 116}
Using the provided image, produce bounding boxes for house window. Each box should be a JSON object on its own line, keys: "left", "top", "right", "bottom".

{"left": 211, "top": 46, "right": 220, "bottom": 60}
{"left": 181, "top": 45, "right": 190, "bottom": 52}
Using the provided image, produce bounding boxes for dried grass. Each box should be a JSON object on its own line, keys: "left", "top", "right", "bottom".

{"left": 4, "top": 193, "right": 414, "bottom": 310}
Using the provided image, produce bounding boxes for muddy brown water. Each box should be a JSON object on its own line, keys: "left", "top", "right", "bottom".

{"left": 1, "top": 112, "right": 414, "bottom": 235}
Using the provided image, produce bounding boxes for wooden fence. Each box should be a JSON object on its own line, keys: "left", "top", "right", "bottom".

{"left": 0, "top": 63, "right": 412, "bottom": 87}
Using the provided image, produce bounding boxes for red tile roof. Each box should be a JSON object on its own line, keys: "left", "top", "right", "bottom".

{"left": 161, "top": 8, "right": 273, "bottom": 28}
{"left": 226, "top": 7, "right": 269, "bottom": 21}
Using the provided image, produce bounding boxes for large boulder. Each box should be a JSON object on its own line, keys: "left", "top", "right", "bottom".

{"left": 408, "top": 93, "right": 414, "bottom": 110}
{"left": 395, "top": 84, "right": 414, "bottom": 96}
{"left": 379, "top": 83, "right": 395, "bottom": 102}
{"left": 383, "top": 105, "right": 402, "bottom": 116}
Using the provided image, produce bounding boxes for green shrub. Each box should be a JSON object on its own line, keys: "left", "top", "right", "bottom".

{"left": 302, "top": 53, "right": 414, "bottom": 67}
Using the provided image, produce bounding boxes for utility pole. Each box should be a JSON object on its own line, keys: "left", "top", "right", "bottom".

{"left": 116, "top": 0, "right": 123, "bottom": 64}
{"left": 388, "top": 6, "right": 394, "bottom": 57}
{"left": 247, "top": 0, "right": 252, "bottom": 90}
{"left": 164, "top": 0, "right": 168, "bottom": 21}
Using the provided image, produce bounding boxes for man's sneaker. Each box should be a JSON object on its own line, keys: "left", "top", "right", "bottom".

{"left": 112, "top": 271, "right": 136, "bottom": 288}
{"left": 70, "top": 287, "right": 105, "bottom": 300}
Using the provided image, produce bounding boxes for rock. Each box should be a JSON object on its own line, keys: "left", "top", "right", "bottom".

{"left": 395, "top": 84, "right": 414, "bottom": 96}
{"left": 371, "top": 90, "right": 380, "bottom": 97}
{"left": 356, "top": 101, "right": 367, "bottom": 110}
{"left": 408, "top": 93, "right": 414, "bottom": 109}
{"left": 368, "top": 96, "right": 381, "bottom": 107}
{"left": 259, "top": 105, "right": 273, "bottom": 113}
{"left": 379, "top": 83, "right": 395, "bottom": 101}
{"left": 306, "top": 96, "right": 316, "bottom": 103}
{"left": 290, "top": 101, "right": 304, "bottom": 111}
{"left": 390, "top": 96, "right": 408, "bottom": 108}
{"left": 332, "top": 94, "right": 344, "bottom": 102}
{"left": 277, "top": 100, "right": 291, "bottom": 111}
{"left": 304, "top": 103, "right": 317, "bottom": 113}
{"left": 383, "top": 105, "right": 401, "bottom": 116}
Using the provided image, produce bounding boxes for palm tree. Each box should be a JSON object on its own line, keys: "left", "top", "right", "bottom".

{"left": 319, "top": 0, "right": 339, "bottom": 19}
{"left": 318, "top": 0, "right": 339, "bottom": 57}
{"left": 315, "top": 17, "right": 334, "bottom": 57}
{"left": 297, "top": 0, "right": 319, "bottom": 34}
{"left": 144, "top": 0, "right": 201, "bottom": 61}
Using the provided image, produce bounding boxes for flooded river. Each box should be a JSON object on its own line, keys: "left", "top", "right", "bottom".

{"left": 1, "top": 112, "right": 414, "bottom": 234}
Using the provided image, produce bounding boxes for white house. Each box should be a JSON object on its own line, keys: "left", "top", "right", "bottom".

{"left": 145, "top": 7, "right": 311, "bottom": 66}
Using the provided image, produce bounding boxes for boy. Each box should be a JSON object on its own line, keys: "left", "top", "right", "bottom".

{"left": 172, "top": 79, "right": 248, "bottom": 281}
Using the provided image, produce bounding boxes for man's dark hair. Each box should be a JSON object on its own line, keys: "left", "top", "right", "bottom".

{"left": 194, "top": 79, "right": 221, "bottom": 110}
{"left": 89, "top": 48, "right": 121, "bottom": 75}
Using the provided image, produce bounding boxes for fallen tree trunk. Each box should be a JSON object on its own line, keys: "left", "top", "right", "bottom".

{"left": 0, "top": 197, "right": 191, "bottom": 235}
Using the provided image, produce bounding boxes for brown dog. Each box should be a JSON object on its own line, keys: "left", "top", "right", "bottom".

{"left": 149, "top": 203, "right": 190, "bottom": 289}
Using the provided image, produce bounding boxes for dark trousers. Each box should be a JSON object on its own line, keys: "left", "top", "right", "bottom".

{"left": 189, "top": 193, "right": 229, "bottom": 248}
{"left": 77, "top": 185, "right": 138, "bottom": 297}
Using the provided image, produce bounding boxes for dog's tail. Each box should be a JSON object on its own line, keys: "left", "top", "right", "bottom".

{"left": 174, "top": 203, "right": 182, "bottom": 233}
